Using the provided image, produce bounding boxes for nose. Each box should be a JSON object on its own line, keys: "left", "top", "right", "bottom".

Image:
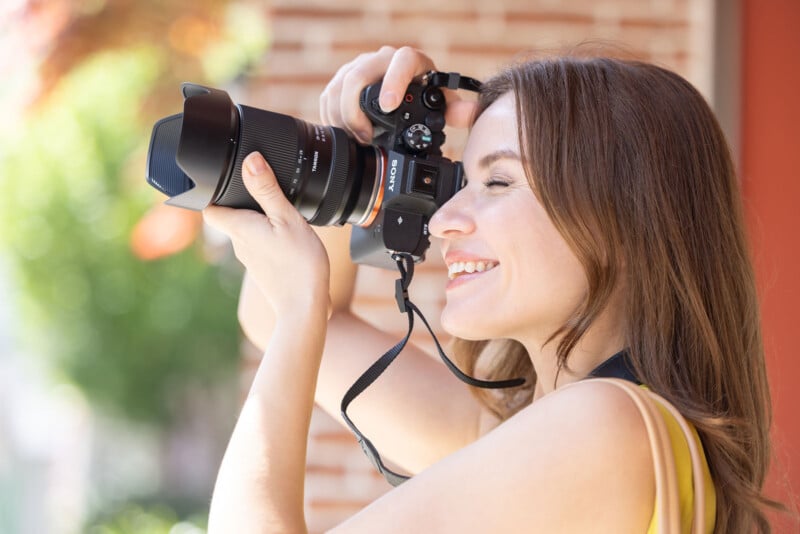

{"left": 429, "top": 189, "right": 476, "bottom": 239}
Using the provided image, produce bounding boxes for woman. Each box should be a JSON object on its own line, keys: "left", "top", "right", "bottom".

{"left": 203, "top": 46, "right": 775, "bottom": 532}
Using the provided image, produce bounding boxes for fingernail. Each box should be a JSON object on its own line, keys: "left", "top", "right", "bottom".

{"left": 245, "top": 152, "right": 267, "bottom": 176}
{"left": 379, "top": 91, "right": 397, "bottom": 112}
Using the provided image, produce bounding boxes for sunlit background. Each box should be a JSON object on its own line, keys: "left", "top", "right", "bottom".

{"left": 0, "top": 1, "right": 268, "bottom": 532}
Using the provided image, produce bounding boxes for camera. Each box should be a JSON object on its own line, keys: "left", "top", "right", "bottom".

{"left": 145, "top": 72, "right": 480, "bottom": 269}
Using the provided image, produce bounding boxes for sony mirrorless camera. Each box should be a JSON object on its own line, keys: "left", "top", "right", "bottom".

{"left": 145, "top": 72, "right": 481, "bottom": 269}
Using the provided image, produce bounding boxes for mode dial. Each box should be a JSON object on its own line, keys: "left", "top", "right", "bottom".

{"left": 402, "top": 123, "right": 433, "bottom": 152}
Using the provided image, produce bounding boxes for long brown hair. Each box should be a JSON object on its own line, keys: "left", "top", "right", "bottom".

{"left": 452, "top": 54, "right": 778, "bottom": 532}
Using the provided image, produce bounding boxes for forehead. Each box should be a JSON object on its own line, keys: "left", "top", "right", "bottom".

{"left": 463, "top": 92, "right": 520, "bottom": 168}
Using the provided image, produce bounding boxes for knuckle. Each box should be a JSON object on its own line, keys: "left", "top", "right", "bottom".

{"left": 395, "top": 46, "right": 433, "bottom": 72}
{"left": 354, "top": 52, "right": 372, "bottom": 64}
{"left": 378, "top": 45, "right": 396, "bottom": 56}
{"left": 342, "top": 66, "right": 369, "bottom": 91}
{"left": 395, "top": 45, "right": 418, "bottom": 60}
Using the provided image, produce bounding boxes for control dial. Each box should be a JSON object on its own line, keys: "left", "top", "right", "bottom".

{"left": 403, "top": 123, "right": 433, "bottom": 152}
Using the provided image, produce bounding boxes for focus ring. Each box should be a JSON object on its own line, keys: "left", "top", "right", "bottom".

{"left": 309, "top": 126, "right": 350, "bottom": 225}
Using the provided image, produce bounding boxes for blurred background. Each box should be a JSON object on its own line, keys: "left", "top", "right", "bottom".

{"left": 0, "top": 0, "right": 797, "bottom": 533}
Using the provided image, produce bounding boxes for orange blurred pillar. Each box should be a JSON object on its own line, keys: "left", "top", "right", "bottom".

{"left": 741, "top": 0, "right": 800, "bottom": 526}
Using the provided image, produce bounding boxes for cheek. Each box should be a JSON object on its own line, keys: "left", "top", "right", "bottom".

{"left": 512, "top": 224, "right": 588, "bottom": 317}
{"left": 496, "top": 209, "right": 588, "bottom": 332}
{"left": 438, "top": 195, "right": 589, "bottom": 340}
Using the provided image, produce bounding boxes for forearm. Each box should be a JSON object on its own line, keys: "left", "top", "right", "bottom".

{"left": 208, "top": 301, "right": 329, "bottom": 534}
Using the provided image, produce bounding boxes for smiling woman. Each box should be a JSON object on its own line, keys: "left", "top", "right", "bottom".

{"left": 430, "top": 93, "right": 598, "bottom": 359}
{"left": 209, "top": 46, "right": 778, "bottom": 533}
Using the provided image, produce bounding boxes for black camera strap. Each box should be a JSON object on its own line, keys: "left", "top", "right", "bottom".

{"left": 340, "top": 252, "right": 525, "bottom": 487}
{"left": 425, "top": 71, "right": 483, "bottom": 93}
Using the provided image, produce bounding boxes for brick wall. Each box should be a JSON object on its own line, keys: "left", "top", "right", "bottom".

{"left": 238, "top": 1, "right": 712, "bottom": 531}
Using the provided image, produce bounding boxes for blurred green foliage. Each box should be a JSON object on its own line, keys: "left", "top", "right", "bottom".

{"left": 0, "top": 2, "right": 269, "bottom": 532}
{"left": 85, "top": 503, "right": 206, "bottom": 534}
{"left": 0, "top": 46, "right": 240, "bottom": 423}
{"left": 0, "top": 2, "right": 268, "bottom": 423}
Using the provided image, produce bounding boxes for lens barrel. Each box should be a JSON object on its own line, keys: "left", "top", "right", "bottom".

{"left": 146, "top": 83, "right": 382, "bottom": 228}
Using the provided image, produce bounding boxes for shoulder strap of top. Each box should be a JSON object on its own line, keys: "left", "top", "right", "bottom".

{"left": 564, "top": 378, "right": 707, "bottom": 534}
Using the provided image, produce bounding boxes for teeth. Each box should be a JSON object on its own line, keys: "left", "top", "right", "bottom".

{"left": 447, "top": 260, "right": 497, "bottom": 280}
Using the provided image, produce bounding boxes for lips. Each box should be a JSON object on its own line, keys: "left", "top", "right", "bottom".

{"left": 443, "top": 252, "right": 499, "bottom": 290}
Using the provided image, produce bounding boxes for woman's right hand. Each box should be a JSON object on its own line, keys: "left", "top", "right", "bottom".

{"left": 319, "top": 45, "right": 477, "bottom": 143}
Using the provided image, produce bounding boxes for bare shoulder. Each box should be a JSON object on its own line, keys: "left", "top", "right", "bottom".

{"left": 330, "top": 379, "right": 655, "bottom": 533}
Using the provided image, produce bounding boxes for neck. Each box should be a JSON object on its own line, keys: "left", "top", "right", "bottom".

{"left": 523, "top": 311, "right": 626, "bottom": 401}
{"left": 527, "top": 341, "right": 624, "bottom": 401}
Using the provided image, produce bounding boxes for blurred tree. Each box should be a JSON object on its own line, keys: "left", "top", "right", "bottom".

{"left": 0, "top": 0, "right": 269, "bottom": 424}
{"left": 28, "top": 0, "right": 268, "bottom": 108}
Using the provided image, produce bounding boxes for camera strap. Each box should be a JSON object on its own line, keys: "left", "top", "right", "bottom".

{"left": 340, "top": 252, "right": 525, "bottom": 487}
{"left": 424, "top": 71, "right": 483, "bottom": 93}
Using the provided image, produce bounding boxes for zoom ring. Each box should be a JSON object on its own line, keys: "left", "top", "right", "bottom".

{"left": 216, "top": 105, "right": 299, "bottom": 211}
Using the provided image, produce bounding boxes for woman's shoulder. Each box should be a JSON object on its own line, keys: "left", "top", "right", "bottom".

{"left": 475, "top": 370, "right": 653, "bottom": 442}
{"left": 500, "top": 378, "right": 657, "bottom": 527}
{"left": 516, "top": 376, "right": 657, "bottom": 453}
{"left": 514, "top": 377, "right": 657, "bottom": 484}
{"left": 333, "top": 378, "right": 656, "bottom": 533}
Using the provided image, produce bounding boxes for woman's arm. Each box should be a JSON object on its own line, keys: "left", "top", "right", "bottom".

{"left": 204, "top": 153, "right": 331, "bottom": 533}
{"left": 208, "top": 300, "right": 327, "bottom": 533}
{"left": 328, "top": 380, "right": 656, "bottom": 533}
{"left": 239, "top": 263, "right": 494, "bottom": 473}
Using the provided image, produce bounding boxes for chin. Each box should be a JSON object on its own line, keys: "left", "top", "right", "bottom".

{"left": 440, "top": 308, "right": 501, "bottom": 341}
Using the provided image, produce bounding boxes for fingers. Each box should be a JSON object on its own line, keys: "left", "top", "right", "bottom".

{"left": 381, "top": 46, "right": 436, "bottom": 111}
{"left": 203, "top": 151, "right": 295, "bottom": 236}
{"left": 322, "top": 46, "right": 468, "bottom": 144}
{"left": 240, "top": 152, "right": 297, "bottom": 223}
{"left": 320, "top": 56, "right": 364, "bottom": 138}
{"left": 337, "top": 47, "right": 397, "bottom": 142}
{"left": 202, "top": 203, "right": 248, "bottom": 240}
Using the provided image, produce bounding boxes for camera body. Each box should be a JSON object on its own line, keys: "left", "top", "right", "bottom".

{"left": 350, "top": 78, "right": 463, "bottom": 268}
{"left": 145, "top": 73, "right": 480, "bottom": 270}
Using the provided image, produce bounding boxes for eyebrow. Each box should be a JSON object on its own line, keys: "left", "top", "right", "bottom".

{"left": 477, "top": 149, "right": 522, "bottom": 169}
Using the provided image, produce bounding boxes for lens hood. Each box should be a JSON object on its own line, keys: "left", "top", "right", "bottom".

{"left": 146, "top": 83, "right": 241, "bottom": 210}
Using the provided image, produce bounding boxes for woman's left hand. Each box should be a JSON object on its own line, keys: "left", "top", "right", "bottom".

{"left": 203, "top": 151, "right": 331, "bottom": 318}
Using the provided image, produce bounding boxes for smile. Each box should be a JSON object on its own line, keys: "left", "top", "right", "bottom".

{"left": 447, "top": 260, "right": 498, "bottom": 280}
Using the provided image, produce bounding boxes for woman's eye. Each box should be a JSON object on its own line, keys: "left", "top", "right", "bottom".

{"left": 484, "top": 178, "right": 511, "bottom": 188}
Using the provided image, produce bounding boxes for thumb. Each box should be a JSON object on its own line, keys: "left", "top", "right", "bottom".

{"left": 242, "top": 151, "right": 292, "bottom": 217}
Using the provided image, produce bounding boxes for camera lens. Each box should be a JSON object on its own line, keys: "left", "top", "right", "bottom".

{"left": 221, "top": 106, "right": 383, "bottom": 227}
{"left": 146, "top": 84, "right": 384, "bottom": 228}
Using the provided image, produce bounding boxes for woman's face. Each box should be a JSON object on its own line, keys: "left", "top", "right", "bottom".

{"left": 429, "top": 92, "right": 588, "bottom": 346}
